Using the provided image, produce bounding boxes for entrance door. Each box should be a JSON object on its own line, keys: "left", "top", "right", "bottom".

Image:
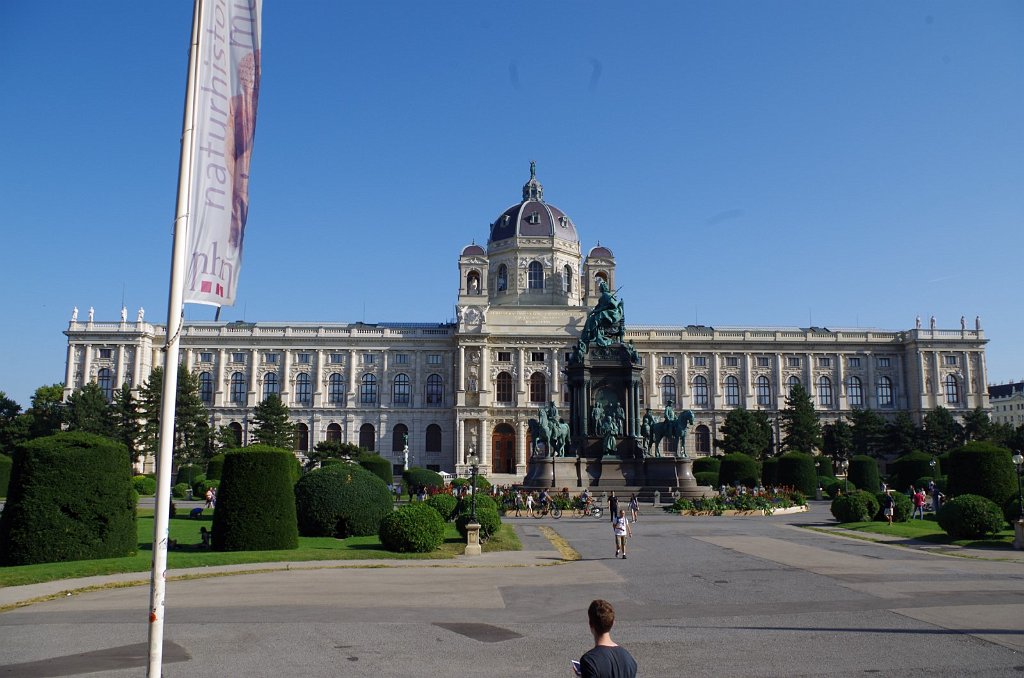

{"left": 491, "top": 424, "right": 515, "bottom": 474}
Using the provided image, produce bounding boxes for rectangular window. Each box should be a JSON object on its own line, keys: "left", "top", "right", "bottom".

{"left": 818, "top": 357, "right": 832, "bottom": 368}
{"left": 99, "top": 348, "right": 113, "bottom": 359}
{"left": 693, "top": 356, "right": 707, "bottom": 367}
{"left": 329, "top": 353, "right": 343, "bottom": 364}
{"left": 297, "top": 353, "right": 311, "bottom": 364}
{"left": 787, "top": 357, "right": 801, "bottom": 368}
{"left": 661, "top": 356, "right": 675, "bottom": 367}
{"left": 756, "top": 357, "right": 770, "bottom": 367}
{"left": 848, "top": 357, "right": 860, "bottom": 368}
{"left": 394, "top": 354, "right": 409, "bottom": 365}
{"left": 878, "top": 357, "right": 891, "bottom": 368}
{"left": 944, "top": 355, "right": 957, "bottom": 366}
{"left": 231, "top": 353, "right": 246, "bottom": 364}
{"left": 427, "top": 354, "right": 442, "bottom": 365}
{"left": 725, "top": 356, "right": 739, "bottom": 367}
{"left": 363, "top": 353, "right": 375, "bottom": 365}
{"left": 263, "top": 354, "right": 279, "bottom": 364}
{"left": 531, "top": 352, "right": 545, "bottom": 363}
{"left": 199, "top": 352, "right": 213, "bottom": 363}
{"left": 497, "top": 351, "right": 512, "bottom": 362}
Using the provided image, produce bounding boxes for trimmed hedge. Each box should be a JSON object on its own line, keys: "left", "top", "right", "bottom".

{"left": 1003, "top": 496, "right": 1023, "bottom": 526}
{"left": 815, "top": 456, "right": 836, "bottom": 478}
{"left": 402, "top": 467, "right": 444, "bottom": 490}
{"left": 379, "top": 502, "right": 445, "bottom": 553}
{"left": 190, "top": 475, "right": 208, "bottom": 497}
{"left": 456, "top": 507, "right": 502, "bottom": 541}
{"left": 0, "top": 432, "right": 137, "bottom": 565}
{"left": 357, "top": 452, "right": 393, "bottom": 484}
{"left": 761, "top": 458, "right": 778, "bottom": 487}
{"left": 294, "top": 463, "right": 393, "bottom": 537}
{"left": 718, "top": 453, "right": 759, "bottom": 488}
{"left": 946, "top": 442, "right": 1017, "bottom": 506}
{"left": 889, "top": 451, "right": 936, "bottom": 492}
{"left": 777, "top": 452, "right": 817, "bottom": 496}
{"left": 0, "top": 453, "right": 11, "bottom": 497}
{"left": 821, "top": 477, "right": 845, "bottom": 500}
{"left": 875, "top": 492, "right": 912, "bottom": 522}
{"left": 205, "top": 454, "right": 225, "bottom": 481}
{"left": 211, "top": 446, "right": 298, "bottom": 551}
{"left": 132, "top": 475, "right": 157, "bottom": 495}
{"left": 425, "top": 493, "right": 459, "bottom": 521}
{"left": 457, "top": 492, "right": 498, "bottom": 516}
{"left": 848, "top": 455, "right": 879, "bottom": 492}
{"left": 830, "top": 490, "right": 880, "bottom": 523}
{"left": 937, "top": 494, "right": 1006, "bottom": 539}
{"left": 175, "top": 464, "right": 202, "bottom": 486}
{"left": 172, "top": 482, "right": 190, "bottom": 499}
{"left": 692, "top": 457, "right": 721, "bottom": 474}
{"left": 694, "top": 471, "right": 719, "bottom": 487}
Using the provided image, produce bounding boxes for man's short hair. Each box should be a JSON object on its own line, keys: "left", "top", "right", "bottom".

{"left": 588, "top": 599, "right": 615, "bottom": 635}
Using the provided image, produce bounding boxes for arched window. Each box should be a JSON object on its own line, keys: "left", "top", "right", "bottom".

{"left": 944, "top": 374, "right": 960, "bottom": 405}
{"left": 426, "top": 374, "right": 443, "bottom": 406}
{"left": 294, "top": 423, "right": 309, "bottom": 452}
{"left": 97, "top": 368, "right": 114, "bottom": 402}
{"left": 328, "top": 373, "right": 345, "bottom": 404}
{"left": 877, "top": 376, "right": 894, "bottom": 408}
{"left": 228, "top": 421, "right": 243, "bottom": 446}
{"left": 393, "top": 373, "right": 410, "bottom": 405}
{"left": 466, "top": 270, "right": 480, "bottom": 295}
{"left": 360, "top": 374, "right": 377, "bottom": 404}
{"left": 359, "top": 423, "right": 376, "bottom": 451}
{"left": 725, "top": 375, "right": 740, "bottom": 407}
{"left": 496, "top": 371, "right": 513, "bottom": 403}
{"left": 818, "top": 376, "right": 833, "bottom": 407}
{"left": 262, "top": 372, "right": 279, "bottom": 400}
{"left": 425, "top": 424, "right": 442, "bottom": 453}
{"left": 755, "top": 376, "right": 771, "bottom": 406}
{"left": 661, "top": 375, "right": 677, "bottom": 405}
{"left": 496, "top": 264, "right": 508, "bottom": 291}
{"left": 230, "top": 373, "right": 246, "bottom": 405}
{"left": 199, "top": 371, "right": 213, "bottom": 404}
{"left": 529, "top": 372, "right": 547, "bottom": 403}
{"left": 787, "top": 376, "right": 801, "bottom": 396}
{"left": 695, "top": 425, "right": 711, "bottom": 454}
{"left": 528, "top": 261, "right": 543, "bottom": 290}
{"left": 326, "top": 422, "right": 341, "bottom": 442}
{"left": 595, "top": 271, "right": 608, "bottom": 284}
{"left": 295, "top": 372, "right": 312, "bottom": 404}
{"left": 562, "top": 265, "right": 572, "bottom": 294}
{"left": 692, "top": 375, "right": 709, "bottom": 407}
{"left": 845, "top": 376, "right": 863, "bottom": 407}
{"left": 392, "top": 423, "right": 408, "bottom": 452}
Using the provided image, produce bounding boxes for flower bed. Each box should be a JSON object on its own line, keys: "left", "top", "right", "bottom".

{"left": 666, "top": 487, "right": 808, "bottom": 516}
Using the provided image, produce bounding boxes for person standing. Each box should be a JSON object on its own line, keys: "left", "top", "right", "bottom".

{"left": 628, "top": 494, "right": 639, "bottom": 522}
{"left": 613, "top": 509, "right": 632, "bottom": 558}
{"left": 578, "top": 599, "right": 637, "bottom": 678}
{"left": 882, "top": 491, "right": 895, "bottom": 526}
{"left": 912, "top": 487, "right": 926, "bottom": 520}
{"left": 608, "top": 491, "right": 619, "bottom": 524}
{"left": 526, "top": 492, "right": 535, "bottom": 517}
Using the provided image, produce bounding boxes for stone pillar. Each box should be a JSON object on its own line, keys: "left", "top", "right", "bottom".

{"left": 313, "top": 350, "right": 324, "bottom": 407}
{"left": 134, "top": 343, "right": 144, "bottom": 392}
{"left": 679, "top": 352, "right": 689, "bottom": 406}
{"left": 458, "top": 345, "right": 466, "bottom": 394}
{"left": 836, "top": 353, "right": 846, "bottom": 410}
{"left": 82, "top": 345, "right": 93, "bottom": 387}
{"left": 865, "top": 352, "right": 876, "bottom": 409}
{"left": 517, "top": 347, "right": 526, "bottom": 397}
{"left": 64, "top": 343, "right": 76, "bottom": 395}
{"left": 413, "top": 350, "right": 422, "bottom": 408}
{"left": 478, "top": 419, "right": 488, "bottom": 468}
{"left": 116, "top": 345, "right": 126, "bottom": 389}
{"left": 249, "top": 348, "right": 259, "bottom": 400}
{"left": 348, "top": 350, "right": 357, "bottom": 406}
{"left": 480, "top": 346, "right": 491, "bottom": 407}
{"left": 551, "top": 351, "right": 560, "bottom": 402}
{"left": 215, "top": 349, "right": 226, "bottom": 406}
{"left": 517, "top": 419, "right": 528, "bottom": 470}
{"left": 710, "top": 354, "right": 720, "bottom": 409}
{"left": 742, "top": 353, "right": 753, "bottom": 409}
{"left": 774, "top": 353, "right": 784, "bottom": 409}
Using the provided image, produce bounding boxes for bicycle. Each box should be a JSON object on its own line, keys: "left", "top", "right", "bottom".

{"left": 572, "top": 503, "right": 603, "bottom": 519}
{"left": 533, "top": 502, "right": 562, "bottom": 519}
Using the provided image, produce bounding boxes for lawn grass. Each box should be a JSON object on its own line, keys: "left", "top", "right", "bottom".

{"left": 0, "top": 509, "right": 522, "bottom": 588}
{"left": 835, "top": 515, "right": 1016, "bottom": 548}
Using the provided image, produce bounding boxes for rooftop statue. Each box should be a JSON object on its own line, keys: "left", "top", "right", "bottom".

{"left": 579, "top": 280, "right": 624, "bottom": 349}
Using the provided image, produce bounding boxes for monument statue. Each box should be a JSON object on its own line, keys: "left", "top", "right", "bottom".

{"left": 529, "top": 402, "right": 569, "bottom": 457}
{"left": 88, "top": 306, "right": 94, "bottom": 322}
{"left": 137, "top": 307, "right": 145, "bottom": 322}
{"left": 580, "top": 280, "right": 624, "bottom": 348}
{"left": 639, "top": 408, "right": 656, "bottom": 455}
{"left": 650, "top": 408, "right": 695, "bottom": 458}
{"left": 71, "top": 306, "right": 78, "bottom": 322}
{"left": 120, "top": 306, "right": 127, "bottom": 322}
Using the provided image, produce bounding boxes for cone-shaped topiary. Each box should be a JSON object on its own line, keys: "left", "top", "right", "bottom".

{"left": 0, "top": 432, "right": 136, "bottom": 565}
{"left": 694, "top": 471, "right": 719, "bottom": 487}
{"left": 889, "top": 451, "right": 936, "bottom": 492}
{"left": 776, "top": 452, "right": 817, "bottom": 495}
{"left": 692, "top": 456, "right": 721, "bottom": 475}
{"left": 0, "top": 453, "right": 12, "bottom": 497}
{"left": 718, "top": 453, "right": 759, "bottom": 487}
{"left": 356, "top": 452, "right": 393, "bottom": 484}
{"left": 848, "top": 455, "right": 879, "bottom": 492}
{"left": 211, "top": 445, "right": 298, "bottom": 551}
{"left": 205, "top": 454, "right": 225, "bottom": 481}
{"left": 946, "top": 442, "right": 1017, "bottom": 506}
{"left": 760, "top": 457, "right": 778, "bottom": 486}
{"left": 379, "top": 502, "right": 445, "bottom": 552}
{"left": 402, "top": 467, "right": 444, "bottom": 490}
{"left": 294, "top": 463, "right": 394, "bottom": 537}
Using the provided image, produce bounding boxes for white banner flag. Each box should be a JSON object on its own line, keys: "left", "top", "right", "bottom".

{"left": 185, "top": 0, "right": 262, "bottom": 307}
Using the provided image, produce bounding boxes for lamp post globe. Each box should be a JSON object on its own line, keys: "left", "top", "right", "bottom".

{"left": 1012, "top": 452, "right": 1023, "bottom": 522}
{"left": 467, "top": 447, "right": 480, "bottom": 523}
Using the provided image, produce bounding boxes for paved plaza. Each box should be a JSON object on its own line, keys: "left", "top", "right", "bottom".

{"left": 1, "top": 502, "right": 1023, "bottom": 677}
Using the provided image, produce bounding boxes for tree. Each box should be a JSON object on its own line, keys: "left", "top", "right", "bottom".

{"left": 139, "top": 366, "right": 211, "bottom": 466}
{"left": 848, "top": 408, "right": 886, "bottom": 458}
{"left": 111, "top": 384, "right": 144, "bottom": 464}
{"left": 306, "top": 439, "right": 363, "bottom": 469}
{"left": 250, "top": 394, "right": 296, "bottom": 449}
{"left": 64, "top": 382, "right": 114, "bottom": 437}
{"left": 780, "top": 384, "right": 822, "bottom": 453}
{"left": 922, "top": 406, "right": 963, "bottom": 456}
{"left": 884, "top": 411, "right": 920, "bottom": 457}
{"left": 25, "top": 384, "right": 65, "bottom": 439}
{"left": 821, "top": 419, "right": 854, "bottom": 462}
{"left": 715, "top": 408, "right": 773, "bottom": 459}
{"left": 0, "top": 392, "right": 27, "bottom": 456}
{"left": 961, "top": 407, "right": 993, "bottom": 443}
{"left": 214, "top": 424, "right": 243, "bottom": 451}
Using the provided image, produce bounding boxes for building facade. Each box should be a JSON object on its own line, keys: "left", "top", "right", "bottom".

{"left": 64, "top": 166, "right": 990, "bottom": 478}
{"left": 989, "top": 382, "right": 1024, "bottom": 428}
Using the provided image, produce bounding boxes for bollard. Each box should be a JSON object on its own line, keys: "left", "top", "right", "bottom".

{"left": 653, "top": 491, "right": 660, "bottom": 506}
{"left": 1014, "top": 519, "right": 1024, "bottom": 551}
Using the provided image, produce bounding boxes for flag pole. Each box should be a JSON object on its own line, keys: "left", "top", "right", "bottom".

{"left": 148, "top": 1, "right": 202, "bottom": 675}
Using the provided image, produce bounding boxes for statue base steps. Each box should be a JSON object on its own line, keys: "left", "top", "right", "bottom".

{"left": 522, "top": 456, "right": 713, "bottom": 498}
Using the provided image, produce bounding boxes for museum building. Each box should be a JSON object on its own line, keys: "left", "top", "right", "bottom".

{"left": 63, "top": 165, "right": 990, "bottom": 479}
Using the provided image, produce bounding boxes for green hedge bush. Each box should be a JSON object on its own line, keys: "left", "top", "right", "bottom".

{"left": 821, "top": 477, "right": 845, "bottom": 500}
{"left": 937, "top": 494, "right": 1006, "bottom": 539}
{"left": 777, "top": 452, "right": 818, "bottom": 496}
{"left": 830, "top": 490, "right": 880, "bottom": 523}
{"left": 692, "top": 457, "right": 721, "bottom": 474}
{"left": 946, "top": 442, "right": 1017, "bottom": 506}
{"left": 694, "top": 471, "right": 719, "bottom": 487}
{"left": 356, "top": 452, "right": 393, "bottom": 484}
{"left": 760, "top": 458, "right": 778, "bottom": 487}
{"left": 815, "top": 456, "right": 836, "bottom": 478}
{"left": 874, "top": 492, "right": 912, "bottom": 522}
{"left": 172, "top": 482, "right": 190, "bottom": 499}
{"left": 294, "top": 463, "right": 394, "bottom": 538}
{"left": 1002, "top": 496, "right": 1023, "bottom": 526}
{"left": 402, "top": 467, "right": 444, "bottom": 490}
{"left": 205, "top": 454, "right": 225, "bottom": 481}
{"left": 425, "top": 493, "right": 459, "bottom": 521}
{"left": 378, "top": 502, "right": 445, "bottom": 553}
{"left": 190, "top": 475, "right": 208, "bottom": 497}
{"left": 132, "top": 475, "right": 157, "bottom": 495}
{"left": 211, "top": 446, "right": 298, "bottom": 552}
{"left": 0, "top": 432, "right": 137, "bottom": 565}
{"left": 848, "top": 455, "right": 879, "bottom": 492}
{"left": 195, "top": 479, "right": 219, "bottom": 497}
{"left": 0, "top": 453, "right": 12, "bottom": 497}
{"left": 457, "top": 492, "right": 498, "bottom": 516}
{"left": 889, "top": 451, "right": 936, "bottom": 492}
{"left": 175, "top": 464, "right": 202, "bottom": 486}
{"left": 456, "top": 507, "right": 502, "bottom": 541}
{"left": 719, "top": 453, "right": 759, "bottom": 488}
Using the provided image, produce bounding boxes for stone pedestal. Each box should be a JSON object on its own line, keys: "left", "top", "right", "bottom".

{"left": 464, "top": 522, "right": 482, "bottom": 556}
{"left": 1014, "top": 519, "right": 1024, "bottom": 551}
{"left": 522, "top": 455, "right": 712, "bottom": 497}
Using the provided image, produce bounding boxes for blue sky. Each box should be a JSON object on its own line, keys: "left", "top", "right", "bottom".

{"left": 1, "top": 1, "right": 1022, "bottom": 407}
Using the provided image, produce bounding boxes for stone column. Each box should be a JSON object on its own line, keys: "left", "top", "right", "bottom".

{"left": 313, "top": 350, "right": 324, "bottom": 407}
{"left": 478, "top": 419, "right": 488, "bottom": 468}
{"left": 517, "top": 347, "right": 526, "bottom": 397}
{"left": 742, "top": 353, "right": 753, "bottom": 409}
{"left": 774, "top": 353, "right": 784, "bottom": 409}
{"left": 215, "top": 349, "right": 226, "bottom": 406}
{"left": 517, "top": 419, "right": 528, "bottom": 470}
{"left": 64, "top": 343, "right": 76, "bottom": 395}
{"left": 480, "top": 345, "right": 491, "bottom": 407}
{"left": 865, "top": 352, "right": 876, "bottom": 409}
{"left": 116, "top": 345, "right": 126, "bottom": 390}
{"left": 458, "top": 345, "right": 466, "bottom": 394}
{"left": 248, "top": 348, "right": 259, "bottom": 400}
{"left": 679, "top": 352, "right": 689, "bottom": 406}
{"left": 836, "top": 353, "right": 846, "bottom": 411}
{"left": 551, "top": 351, "right": 560, "bottom": 402}
{"left": 82, "top": 345, "right": 93, "bottom": 387}
{"left": 710, "top": 354, "right": 720, "bottom": 409}
{"left": 348, "top": 350, "right": 357, "bottom": 406}
{"left": 413, "top": 350, "right": 422, "bottom": 408}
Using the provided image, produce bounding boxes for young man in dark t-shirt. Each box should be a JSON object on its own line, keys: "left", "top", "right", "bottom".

{"left": 578, "top": 599, "right": 637, "bottom": 678}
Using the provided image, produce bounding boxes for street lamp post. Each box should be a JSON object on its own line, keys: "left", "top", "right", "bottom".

{"left": 1013, "top": 452, "right": 1024, "bottom": 550}
{"left": 465, "top": 447, "right": 482, "bottom": 556}
{"left": 840, "top": 458, "right": 849, "bottom": 494}
{"left": 469, "top": 449, "right": 479, "bottom": 523}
